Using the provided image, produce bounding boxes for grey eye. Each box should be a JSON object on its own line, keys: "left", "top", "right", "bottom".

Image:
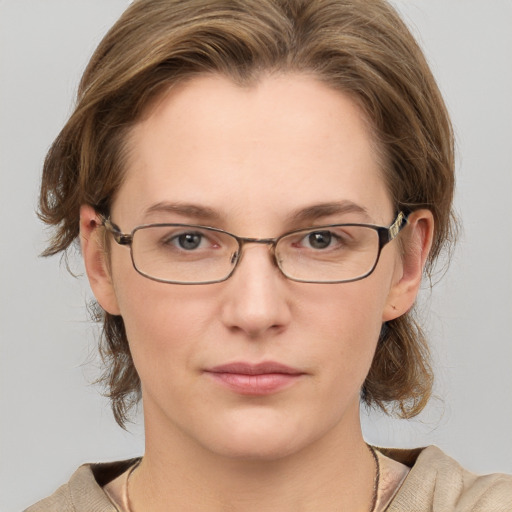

{"left": 177, "top": 233, "right": 202, "bottom": 250}
{"left": 307, "top": 231, "right": 332, "bottom": 249}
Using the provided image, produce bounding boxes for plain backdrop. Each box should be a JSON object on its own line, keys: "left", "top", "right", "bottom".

{"left": 1, "top": 1, "right": 511, "bottom": 510}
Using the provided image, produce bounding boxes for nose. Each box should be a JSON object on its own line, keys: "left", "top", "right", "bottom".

{"left": 219, "top": 244, "right": 291, "bottom": 338}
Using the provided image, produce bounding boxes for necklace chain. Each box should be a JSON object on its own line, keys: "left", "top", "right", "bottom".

{"left": 124, "top": 459, "right": 139, "bottom": 512}
{"left": 368, "top": 444, "right": 381, "bottom": 512}
{"left": 125, "top": 445, "right": 380, "bottom": 512}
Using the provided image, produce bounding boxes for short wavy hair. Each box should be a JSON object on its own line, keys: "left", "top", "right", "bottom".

{"left": 39, "top": 0, "right": 456, "bottom": 427}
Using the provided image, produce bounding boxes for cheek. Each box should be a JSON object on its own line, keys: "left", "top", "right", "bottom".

{"left": 295, "top": 278, "right": 390, "bottom": 377}
{"left": 296, "top": 278, "right": 388, "bottom": 338}
{"left": 111, "top": 271, "right": 221, "bottom": 378}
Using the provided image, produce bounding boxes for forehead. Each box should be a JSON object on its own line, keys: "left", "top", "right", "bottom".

{"left": 114, "top": 73, "right": 392, "bottom": 231}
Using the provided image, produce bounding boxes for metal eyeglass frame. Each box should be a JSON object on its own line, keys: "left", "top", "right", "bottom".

{"left": 100, "top": 211, "right": 408, "bottom": 285}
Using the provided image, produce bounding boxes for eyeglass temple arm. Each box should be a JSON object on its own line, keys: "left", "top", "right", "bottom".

{"left": 99, "top": 216, "right": 133, "bottom": 245}
{"left": 378, "top": 211, "right": 408, "bottom": 247}
{"left": 389, "top": 211, "right": 407, "bottom": 240}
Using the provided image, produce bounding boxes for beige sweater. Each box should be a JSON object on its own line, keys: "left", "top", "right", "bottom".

{"left": 25, "top": 446, "right": 512, "bottom": 512}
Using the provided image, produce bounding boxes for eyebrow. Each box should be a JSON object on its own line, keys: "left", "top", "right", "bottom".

{"left": 285, "top": 201, "right": 373, "bottom": 224}
{"left": 142, "top": 200, "right": 372, "bottom": 226}
{"left": 143, "top": 202, "right": 223, "bottom": 223}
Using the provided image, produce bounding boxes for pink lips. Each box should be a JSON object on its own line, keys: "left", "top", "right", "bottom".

{"left": 205, "top": 362, "right": 305, "bottom": 395}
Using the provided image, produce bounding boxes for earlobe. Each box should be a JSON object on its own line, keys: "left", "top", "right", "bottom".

{"left": 80, "top": 205, "right": 121, "bottom": 315}
{"left": 382, "top": 209, "right": 434, "bottom": 322}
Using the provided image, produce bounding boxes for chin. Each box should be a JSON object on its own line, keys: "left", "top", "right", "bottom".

{"left": 208, "top": 435, "right": 304, "bottom": 462}
{"left": 195, "top": 409, "right": 320, "bottom": 462}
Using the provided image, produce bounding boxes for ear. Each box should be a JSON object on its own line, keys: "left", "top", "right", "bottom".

{"left": 382, "top": 209, "right": 434, "bottom": 322}
{"left": 80, "top": 205, "right": 121, "bottom": 315}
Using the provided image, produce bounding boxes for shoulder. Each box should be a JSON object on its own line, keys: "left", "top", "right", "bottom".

{"left": 382, "top": 445, "right": 512, "bottom": 512}
{"left": 24, "top": 458, "right": 140, "bottom": 512}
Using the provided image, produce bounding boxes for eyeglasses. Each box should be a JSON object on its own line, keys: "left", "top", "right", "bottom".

{"left": 101, "top": 211, "right": 408, "bottom": 285}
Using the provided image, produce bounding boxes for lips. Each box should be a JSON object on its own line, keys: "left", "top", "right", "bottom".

{"left": 205, "top": 362, "right": 305, "bottom": 395}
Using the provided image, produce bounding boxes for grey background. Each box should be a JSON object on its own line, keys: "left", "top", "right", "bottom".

{"left": 1, "top": 1, "right": 511, "bottom": 510}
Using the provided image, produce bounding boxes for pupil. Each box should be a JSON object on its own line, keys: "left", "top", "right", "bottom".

{"left": 178, "top": 233, "right": 201, "bottom": 250}
{"left": 309, "top": 231, "right": 331, "bottom": 249}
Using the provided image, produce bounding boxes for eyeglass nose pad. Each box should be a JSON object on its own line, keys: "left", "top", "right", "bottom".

{"left": 230, "top": 251, "right": 238, "bottom": 265}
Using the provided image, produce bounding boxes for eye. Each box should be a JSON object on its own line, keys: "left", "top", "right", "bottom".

{"left": 176, "top": 232, "right": 203, "bottom": 250}
{"left": 286, "top": 229, "right": 344, "bottom": 251}
{"left": 138, "top": 225, "right": 228, "bottom": 259}
{"left": 158, "top": 229, "right": 214, "bottom": 251}
{"left": 306, "top": 231, "right": 333, "bottom": 249}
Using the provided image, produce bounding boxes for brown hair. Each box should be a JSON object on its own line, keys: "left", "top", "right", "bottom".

{"left": 39, "top": 0, "right": 456, "bottom": 427}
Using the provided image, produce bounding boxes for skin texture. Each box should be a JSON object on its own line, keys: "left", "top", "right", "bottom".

{"left": 80, "top": 73, "right": 433, "bottom": 511}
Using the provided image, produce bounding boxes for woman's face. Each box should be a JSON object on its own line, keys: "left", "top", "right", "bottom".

{"left": 88, "top": 73, "right": 418, "bottom": 460}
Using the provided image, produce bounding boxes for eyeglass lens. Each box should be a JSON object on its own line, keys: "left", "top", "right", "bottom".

{"left": 129, "top": 224, "right": 382, "bottom": 284}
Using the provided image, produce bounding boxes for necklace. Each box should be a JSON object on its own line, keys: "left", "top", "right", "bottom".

{"left": 123, "top": 459, "right": 140, "bottom": 512}
{"left": 368, "top": 444, "right": 381, "bottom": 512}
{"left": 125, "top": 445, "right": 380, "bottom": 512}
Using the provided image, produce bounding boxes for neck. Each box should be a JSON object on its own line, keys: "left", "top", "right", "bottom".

{"left": 130, "top": 405, "right": 376, "bottom": 512}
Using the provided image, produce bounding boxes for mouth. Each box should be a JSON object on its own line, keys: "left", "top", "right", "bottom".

{"left": 204, "top": 362, "right": 305, "bottom": 395}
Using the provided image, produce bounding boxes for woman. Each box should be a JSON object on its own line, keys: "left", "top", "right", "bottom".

{"left": 25, "top": 0, "right": 511, "bottom": 510}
